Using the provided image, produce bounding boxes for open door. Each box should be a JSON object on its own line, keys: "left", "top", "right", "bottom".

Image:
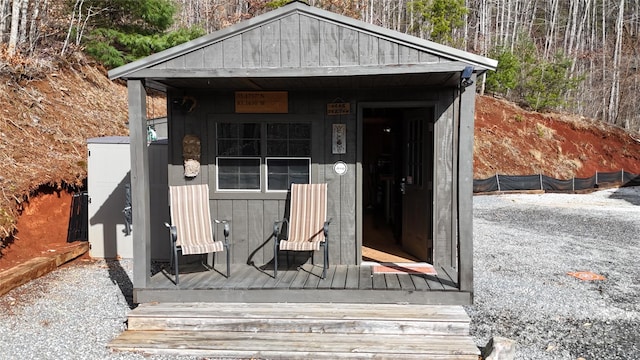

{"left": 361, "top": 107, "right": 433, "bottom": 264}
{"left": 400, "top": 108, "right": 433, "bottom": 262}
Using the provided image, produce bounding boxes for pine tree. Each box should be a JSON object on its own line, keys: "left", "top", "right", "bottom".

{"left": 80, "top": 0, "right": 204, "bottom": 68}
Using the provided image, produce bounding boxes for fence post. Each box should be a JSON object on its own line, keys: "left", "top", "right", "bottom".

{"left": 539, "top": 174, "right": 543, "bottom": 190}
{"left": 496, "top": 173, "right": 501, "bottom": 192}
{"left": 595, "top": 171, "right": 598, "bottom": 186}
{"left": 572, "top": 176, "right": 575, "bottom": 192}
{"left": 621, "top": 169, "right": 624, "bottom": 183}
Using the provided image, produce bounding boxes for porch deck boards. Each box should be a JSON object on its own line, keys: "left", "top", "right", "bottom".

{"left": 137, "top": 263, "right": 470, "bottom": 305}
{"left": 150, "top": 263, "right": 457, "bottom": 292}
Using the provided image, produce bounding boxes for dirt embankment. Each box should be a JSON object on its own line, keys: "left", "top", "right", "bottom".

{"left": 474, "top": 96, "right": 640, "bottom": 179}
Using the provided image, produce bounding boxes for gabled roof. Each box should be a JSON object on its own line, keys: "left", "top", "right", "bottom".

{"left": 109, "top": 2, "right": 496, "bottom": 86}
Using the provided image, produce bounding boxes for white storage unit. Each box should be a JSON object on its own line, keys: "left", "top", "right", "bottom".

{"left": 87, "top": 136, "right": 169, "bottom": 259}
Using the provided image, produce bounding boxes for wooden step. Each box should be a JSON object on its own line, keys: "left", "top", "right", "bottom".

{"left": 108, "top": 330, "right": 480, "bottom": 360}
{"left": 111, "top": 302, "right": 479, "bottom": 359}
{"left": 127, "top": 302, "right": 471, "bottom": 336}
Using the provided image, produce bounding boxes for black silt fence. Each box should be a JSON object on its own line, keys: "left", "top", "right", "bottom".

{"left": 474, "top": 170, "right": 640, "bottom": 193}
{"left": 67, "top": 191, "right": 88, "bottom": 242}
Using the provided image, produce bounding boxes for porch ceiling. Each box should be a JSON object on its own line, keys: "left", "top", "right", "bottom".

{"left": 143, "top": 72, "right": 460, "bottom": 92}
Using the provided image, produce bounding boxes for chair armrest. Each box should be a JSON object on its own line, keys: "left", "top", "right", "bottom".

{"left": 273, "top": 219, "right": 288, "bottom": 240}
{"left": 164, "top": 222, "right": 177, "bottom": 243}
{"left": 214, "top": 219, "right": 230, "bottom": 242}
{"left": 323, "top": 218, "right": 332, "bottom": 238}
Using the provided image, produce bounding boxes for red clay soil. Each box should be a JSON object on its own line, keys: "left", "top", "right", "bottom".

{"left": 474, "top": 96, "right": 640, "bottom": 179}
{"left": 0, "top": 190, "right": 79, "bottom": 272}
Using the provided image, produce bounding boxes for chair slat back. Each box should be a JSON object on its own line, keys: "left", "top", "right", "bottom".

{"left": 288, "top": 183, "right": 327, "bottom": 243}
{"left": 169, "top": 184, "right": 214, "bottom": 254}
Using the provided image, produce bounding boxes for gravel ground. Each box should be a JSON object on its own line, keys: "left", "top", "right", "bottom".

{"left": 469, "top": 186, "right": 640, "bottom": 359}
{"left": 1, "top": 187, "right": 639, "bottom": 359}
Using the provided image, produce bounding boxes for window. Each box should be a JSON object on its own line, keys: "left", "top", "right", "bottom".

{"left": 216, "top": 122, "right": 311, "bottom": 191}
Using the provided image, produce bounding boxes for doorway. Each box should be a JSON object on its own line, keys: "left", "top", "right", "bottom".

{"left": 361, "top": 107, "right": 433, "bottom": 264}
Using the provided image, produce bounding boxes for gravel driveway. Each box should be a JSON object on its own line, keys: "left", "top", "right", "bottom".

{"left": 1, "top": 187, "right": 638, "bottom": 359}
{"left": 470, "top": 186, "right": 639, "bottom": 359}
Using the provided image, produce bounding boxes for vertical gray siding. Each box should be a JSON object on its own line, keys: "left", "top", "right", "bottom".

{"left": 150, "top": 13, "right": 451, "bottom": 72}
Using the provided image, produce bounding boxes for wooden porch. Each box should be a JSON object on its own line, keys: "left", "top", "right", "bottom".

{"left": 135, "top": 262, "right": 471, "bottom": 305}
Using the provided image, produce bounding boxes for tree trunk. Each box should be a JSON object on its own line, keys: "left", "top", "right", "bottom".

{"left": 18, "top": 0, "right": 27, "bottom": 44}
{"left": 607, "top": 0, "right": 624, "bottom": 125}
{"left": 0, "top": 0, "right": 9, "bottom": 44}
{"left": 8, "top": 0, "right": 22, "bottom": 55}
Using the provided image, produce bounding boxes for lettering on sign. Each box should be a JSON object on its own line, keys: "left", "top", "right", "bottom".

{"left": 235, "top": 91, "right": 288, "bottom": 113}
{"left": 327, "top": 102, "right": 350, "bottom": 115}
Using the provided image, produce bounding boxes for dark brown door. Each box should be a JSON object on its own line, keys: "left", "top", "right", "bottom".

{"left": 401, "top": 108, "right": 433, "bottom": 262}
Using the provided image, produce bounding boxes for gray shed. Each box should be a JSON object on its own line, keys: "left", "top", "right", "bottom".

{"left": 109, "top": 2, "right": 497, "bottom": 305}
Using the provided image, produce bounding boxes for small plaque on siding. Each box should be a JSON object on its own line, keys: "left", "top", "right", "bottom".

{"left": 332, "top": 124, "right": 346, "bottom": 154}
{"left": 327, "top": 102, "right": 350, "bottom": 115}
{"left": 333, "top": 161, "right": 348, "bottom": 175}
{"left": 235, "top": 91, "right": 288, "bottom": 113}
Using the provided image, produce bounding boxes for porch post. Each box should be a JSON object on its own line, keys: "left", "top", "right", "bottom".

{"left": 457, "top": 74, "right": 477, "bottom": 295}
{"left": 127, "top": 80, "right": 151, "bottom": 290}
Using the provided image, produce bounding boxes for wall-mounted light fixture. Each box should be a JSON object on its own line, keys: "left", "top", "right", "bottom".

{"left": 461, "top": 66, "right": 474, "bottom": 88}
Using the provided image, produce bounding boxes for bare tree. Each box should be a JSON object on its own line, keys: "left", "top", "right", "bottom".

{"left": 7, "top": 0, "right": 22, "bottom": 55}
{"left": 17, "top": 0, "right": 27, "bottom": 44}
{"left": 607, "top": 0, "right": 624, "bottom": 124}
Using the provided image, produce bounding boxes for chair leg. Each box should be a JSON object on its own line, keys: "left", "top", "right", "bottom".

{"left": 322, "top": 240, "right": 329, "bottom": 279}
{"left": 173, "top": 246, "right": 180, "bottom": 285}
{"left": 274, "top": 240, "right": 278, "bottom": 278}
{"left": 226, "top": 246, "right": 230, "bottom": 278}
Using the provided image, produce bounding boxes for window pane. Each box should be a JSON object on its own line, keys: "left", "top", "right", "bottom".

{"left": 218, "top": 140, "right": 238, "bottom": 156}
{"left": 289, "top": 140, "right": 310, "bottom": 156}
{"left": 290, "top": 174, "right": 310, "bottom": 184}
{"left": 267, "top": 123, "right": 288, "bottom": 139}
{"left": 240, "top": 139, "right": 260, "bottom": 156}
{"left": 238, "top": 174, "right": 260, "bottom": 189}
{"left": 240, "top": 123, "right": 261, "bottom": 139}
{"left": 268, "top": 175, "right": 288, "bottom": 190}
{"left": 267, "top": 140, "right": 287, "bottom": 156}
{"left": 218, "top": 158, "right": 260, "bottom": 190}
{"left": 217, "top": 123, "right": 260, "bottom": 156}
{"left": 291, "top": 124, "right": 310, "bottom": 138}
{"left": 218, "top": 123, "right": 238, "bottom": 138}
{"left": 218, "top": 174, "right": 239, "bottom": 189}
{"left": 267, "top": 158, "right": 310, "bottom": 191}
{"left": 289, "top": 161, "right": 309, "bottom": 174}
{"left": 268, "top": 159, "right": 288, "bottom": 173}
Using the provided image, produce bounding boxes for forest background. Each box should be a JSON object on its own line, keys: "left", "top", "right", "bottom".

{"left": 1, "top": 0, "right": 638, "bottom": 130}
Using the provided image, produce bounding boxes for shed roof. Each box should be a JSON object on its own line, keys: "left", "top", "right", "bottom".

{"left": 109, "top": 2, "right": 497, "bottom": 90}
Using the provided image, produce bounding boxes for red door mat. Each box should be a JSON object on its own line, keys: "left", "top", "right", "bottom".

{"left": 372, "top": 263, "right": 437, "bottom": 275}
